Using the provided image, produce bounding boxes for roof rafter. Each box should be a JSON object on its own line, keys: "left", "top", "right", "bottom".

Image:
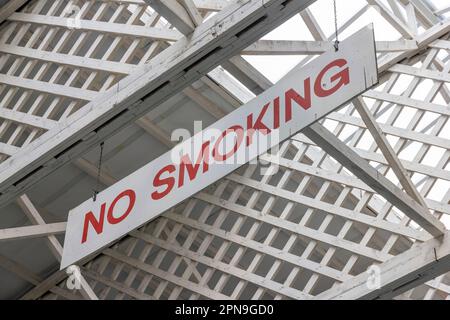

{"left": 0, "top": 222, "right": 66, "bottom": 241}
{"left": 315, "top": 230, "right": 450, "bottom": 299}
{"left": 0, "top": 0, "right": 318, "bottom": 208}
{"left": 16, "top": 194, "right": 99, "bottom": 300}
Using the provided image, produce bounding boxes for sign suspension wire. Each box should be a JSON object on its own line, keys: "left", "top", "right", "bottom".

{"left": 61, "top": 26, "right": 379, "bottom": 268}
{"left": 333, "top": 0, "right": 339, "bottom": 51}
{"left": 92, "top": 141, "right": 105, "bottom": 202}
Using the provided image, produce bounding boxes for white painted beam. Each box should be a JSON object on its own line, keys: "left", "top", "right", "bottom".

{"left": 148, "top": 0, "right": 273, "bottom": 96}
{"left": 0, "top": 143, "right": 20, "bottom": 157}
{"left": 302, "top": 123, "right": 446, "bottom": 238}
{"left": 21, "top": 270, "right": 71, "bottom": 300}
{"left": 199, "top": 19, "right": 448, "bottom": 239}
{"left": 0, "top": 254, "right": 41, "bottom": 285}
{"left": 16, "top": 194, "right": 99, "bottom": 300}
{"left": 363, "top": 90, "right": 450, "bottom": 116}
{"left": 367, "top": 0, "right": 415, "bottom": 39}
{"left": 145, "top": 0, "right": 196, "bottom": 35}
{"left": 0, "top": 0, "right": 28, "bottom": 24}
{"left": 377, "top": 19, "right": 450, "bottom": 72}
{"left": 429, "top": 39, "right": 450, "bottom": 50}
{"left": 242, "top": 40, "right": 418, "bottom": 55}
{"left": 352, "top": 97, "right": 428, "bottom": 208}
{"left": 401, "top": 0, "right": 440, "bottom": 26}
{"left": 435, "top": 5, "right": 450, "bottom": 16}
{"left": 0, "top": 106, "right": 57, "bottom": 131}
{"left": 131, "top": 229, "right": 311, "bottom": 299}
{"left": 104, "top": 0, "right": 228, "bottom": 12}
{"left": 0, "top": 254, "right": 81, "bottom": 300}
{"left": 389, "top": 63, "right": 450, "bottom": 83}
{"left": 8, "top": 13, "right": 183, "bottom": 41}
{"left": 0, "top": 44, "right": 137, "bottom": 75}
{"left": 315, "top": 231, "right": 450, "bottom": 300}
{"left": 227, "top": 172, "right": 429, "bottom": 240}
{"left": 103, "top": 248, "right": 231, "bottom": 300}
{"left": 17, "top": 195, "right": 64, "bottom": 259}
{"left": 260, "top": 153, "right": 450, "bottom": 215}
{"left": 0, "top": 74, "right": 98, "bottom": 101}
{"left": 0, "top": 0, "right": 317, "bottom": 207}
{"left": 293, "top": 133, "right": 450, "bottom": 182}
{"left": 181, "top": 0, "right": 203, "bottom": 26}
{"left": 0, "top": 222, "right": 66, "bottom": 241}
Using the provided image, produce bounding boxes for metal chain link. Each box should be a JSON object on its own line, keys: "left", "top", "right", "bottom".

{"left": 93, "top": 141, "right": 105, "bottom": 202}
{"left": 333, "top": 0, "right": 339, "bottom": 51}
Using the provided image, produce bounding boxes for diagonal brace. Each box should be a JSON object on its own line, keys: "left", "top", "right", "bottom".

{"left": 302, "top": 123, "right": 446, "bottom": 238}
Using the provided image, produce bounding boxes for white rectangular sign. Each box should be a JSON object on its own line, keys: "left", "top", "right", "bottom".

{"left": 61, "top": 26, "right": 378, "bottom": 269}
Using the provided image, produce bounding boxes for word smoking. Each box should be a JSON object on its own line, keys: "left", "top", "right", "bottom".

{"left": 81, "top": 59, "right": 349, "bottom": 244}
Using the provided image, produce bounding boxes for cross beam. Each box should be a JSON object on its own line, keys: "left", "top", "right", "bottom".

{"left": 302, "top": 123, "right": 446, "bottom": 237}
{"left": 0, "top": 0, "right": 317, "bottom": 208}
{"left": 315, "top": 231, "right": 450, "bottom": 299}
{"left": 0, "top": 222, "right": 66, "bottom": 241}
{"left": 16, "top": 195, "right": 99, "bottom": 300}
{"left": 0, "top": 0, "right": 28, "bottom": 24}
{"left": 145, "top": 0, "right": 202, "bottom": 35}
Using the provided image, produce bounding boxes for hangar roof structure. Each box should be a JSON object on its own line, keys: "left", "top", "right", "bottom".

{"left": 1, "top": 0, "right": 450, "bottom": 300}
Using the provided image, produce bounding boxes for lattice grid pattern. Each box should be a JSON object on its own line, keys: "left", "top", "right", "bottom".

{"left": 0, "top": 0, "right": 449, "bottom": 300}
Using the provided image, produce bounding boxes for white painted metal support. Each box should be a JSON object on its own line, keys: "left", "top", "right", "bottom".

{"left": 0, "top": 254, "right": 42, "bottom": 286}
{"left": 147, "top": 0, "right": 273, "bottom": 94}
{"left": 7, "top": 13, "right": 183, "bottom": 41}
{"left": 352, "top": 97, "right": 428, "bottom": 208}
{"left": 0, "top": 74, "right": 99, "bottom": 101}
{"left": 0, "top": 0, "right": 28, "bottom": 24}
{"left": 242, "top": 40, "right": 418, "bottom": 55}
{"left": 101, "top": 0, "right": 228, "bottom": 12}
{"left": 302, "top": 123, "right": 446, "bottom": 238}
{"left": 0, "top": 254, "right": 81, "bottom": 300}
{"left": 0, "top": 0, "right": 317, "bottom": 208}
{"left": 181, "top": 0, "right": 203, "bottom": 26}
{"left": 199, "top": 20, "right": 446, "bottom": 239}
{"left": 3, "top": 0, "right": 450, "bottom": 300}
{"left": 315, "top": 231, "right": 450, "bottom": 300}
{"left": 0, "top": 106, "right": 57, "bottom": 131}
{"left": 21, "top": 270, "right": 71, "bottom": 300}
{"left": 221, "top": 56, "right": 272, "bottom": 95}
{"left": 0, "top": 222, "right": 66, "bottom": 241}
{"left": 16, "top": 195, "right": 63, "bottom": 259}
{"left": 193, "top": 0, "right": 228, "bottom": 12}
{"left": 144, "top": 0, "right": 198, "bottom": 35}
{"left": 435, "top": 5, "right": 450, "bottom": 17}
{"left": 16, "top": 194, "right": 99, "bottom": 300}
{"left": 367, "top": 0, "right": 415, "bottom": 38}
{"left": 400, "top": 0, "right": 440, "bottom": 26}
{"left": 380, "top": 19, "right": 450, "bottom": 72}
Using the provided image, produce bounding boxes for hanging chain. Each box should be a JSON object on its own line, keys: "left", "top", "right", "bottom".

{"left": 92, "top": 142, "right": 105, "bottom": 202}
{"left": 333, "top": 0, "right": 339, "bottom": 51}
